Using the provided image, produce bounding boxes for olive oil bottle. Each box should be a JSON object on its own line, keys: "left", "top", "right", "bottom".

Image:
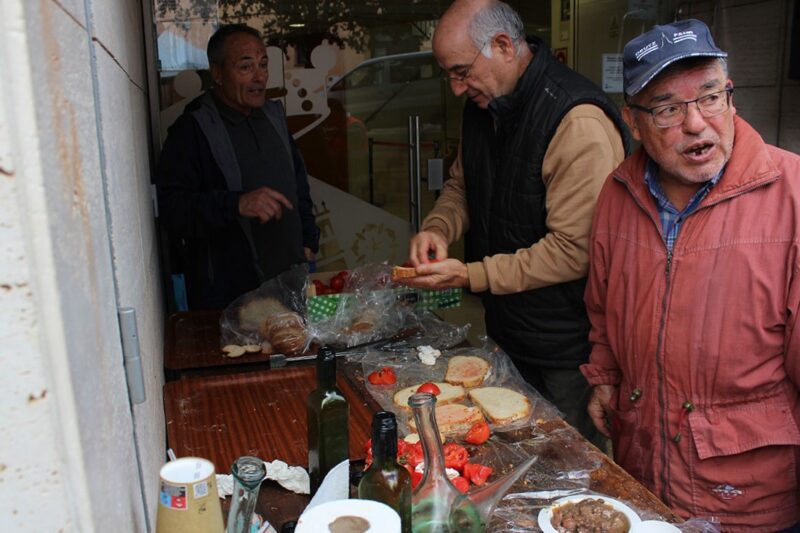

{"left": 358, "top": 411, "right": 411, "bottom": 532}
{"left": 307, "top": 346, "right": 349, "bottom": 496}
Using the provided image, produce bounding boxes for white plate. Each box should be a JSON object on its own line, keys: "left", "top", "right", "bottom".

{"left": 296, "top": 499, "right": 401, "bottom": 533}
{"left": 538, "top": 494, "right": 642, "bottom": 533}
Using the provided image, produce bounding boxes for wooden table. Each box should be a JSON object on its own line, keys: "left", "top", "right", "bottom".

{"left": 162, "top": 311, "right": 680, "bottom": 530}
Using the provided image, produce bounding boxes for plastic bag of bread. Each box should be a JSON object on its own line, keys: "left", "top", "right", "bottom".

{"left": 219, "top": 264, "right": 310, "bottom": 355}
{"left": 359, "top": 336, "right": 565, "bottom": 438}
{"left": 307, "top": 263, "right": 411, "bottom": 348}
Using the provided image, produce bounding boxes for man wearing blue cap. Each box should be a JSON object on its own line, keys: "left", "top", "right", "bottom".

{"left": 582, "top": 19, "right": 800, "bottom": 531}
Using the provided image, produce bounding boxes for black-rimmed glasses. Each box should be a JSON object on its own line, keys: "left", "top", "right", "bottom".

{"left": 629, "top": 87, "right": 734, "bottom": 128}
{"left": 441, "top": 41, "right": 488, "bottom": 83}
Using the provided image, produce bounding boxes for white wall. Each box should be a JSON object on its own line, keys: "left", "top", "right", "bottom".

{"left": 0, "top": 0, "right": 164, "bottom": 531}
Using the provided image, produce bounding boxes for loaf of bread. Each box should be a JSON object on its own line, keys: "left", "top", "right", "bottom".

{"left": 468, "top": 387, "right": 531, "bottom": 426}
{"left": 408, "top": 403, "right": 485, "bottom": 435}
{"left": 238, "top": 296, "right": 291, "bottom": 331}
{"left": 392, "top": 265, "right": 418, "bottom": 279}
{"left": 258, "top": 311, "right": 307, "bottom": 355}
{"left": 393, "top": 382, "right": 465, "bottom": 410}
{"left": 445, "top": 355, "right": 490, "bottom": 388}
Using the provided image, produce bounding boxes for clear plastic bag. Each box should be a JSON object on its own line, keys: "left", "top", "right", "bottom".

{"left": 360, "top": 339, "right": 561, "bottom": 437}
{"left": 307, "top": 263, "right": 411, "bottom": 348}
{"left": 219, "top": 264, "right": 310, "bottom": 354}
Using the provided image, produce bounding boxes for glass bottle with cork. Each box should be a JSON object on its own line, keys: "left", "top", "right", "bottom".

{"left": 307, "top": 345, "right": 349, "bottom": 496}
{"left": 358, "top": 411, "right": 411, "bottom": 532}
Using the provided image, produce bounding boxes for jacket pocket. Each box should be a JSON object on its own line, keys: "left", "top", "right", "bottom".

{"left": 688, "top": 393, "right": 800, "bottom": 459}
{"left": 686, "top": 394, "right": 800, "bottom": 515}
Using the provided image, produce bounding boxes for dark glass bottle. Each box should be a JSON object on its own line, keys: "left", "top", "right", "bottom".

{"left": 307, "top": 345, "right": 349, "bottom": 496}
{"left": 358, "top": 411, "right": 412, "bottom": 533}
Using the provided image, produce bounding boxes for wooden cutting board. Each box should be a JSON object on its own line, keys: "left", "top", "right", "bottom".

{"left": 163, "top": 365, "right": 373, "bottom": 474}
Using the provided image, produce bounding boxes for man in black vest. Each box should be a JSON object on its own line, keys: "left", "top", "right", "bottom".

{"left": 401, "top": 0, "right": 629, "bottom": 446}
{"left": 157, "top": 25, "right": 319, "bottom": 310}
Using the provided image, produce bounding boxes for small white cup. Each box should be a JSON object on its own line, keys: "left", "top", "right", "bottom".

{"left": 296, "top": 499, "right": 401, "bottom": 533}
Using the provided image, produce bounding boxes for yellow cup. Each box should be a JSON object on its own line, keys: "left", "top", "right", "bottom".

{"left": 156, "top": 457, "right": 224, "bottom": 533}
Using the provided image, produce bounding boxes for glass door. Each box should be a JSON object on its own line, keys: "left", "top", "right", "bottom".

{"left": 152, "top": 0, "right": 551, "bottom": 272}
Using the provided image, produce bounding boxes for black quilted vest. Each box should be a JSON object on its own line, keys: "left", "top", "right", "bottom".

{"left": 462, "top": 37, "right": 630, "bottom": 367}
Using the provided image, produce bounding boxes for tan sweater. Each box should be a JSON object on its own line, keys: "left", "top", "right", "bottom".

{"left": 421, "top": 104, "right": 625, "bottom": 294}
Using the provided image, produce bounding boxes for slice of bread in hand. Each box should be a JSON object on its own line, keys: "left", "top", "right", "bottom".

{"left": 392, "top": 265, "right": 418, "bottom": 279}
{"left": 393, "top": 382, "right": 465, "bottom": 410}
{"left": 445, "top": 355, "right": 490, "bottom": 388}
{"left": 408, "top": 403, "right": 485, "bottom": 436}
{"left": 468, "top": 386, "right": 532, "bottom": 426}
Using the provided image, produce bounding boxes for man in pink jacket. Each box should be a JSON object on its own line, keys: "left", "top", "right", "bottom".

{"left": 582, "top": 19, "right": 800, "bottom": 531}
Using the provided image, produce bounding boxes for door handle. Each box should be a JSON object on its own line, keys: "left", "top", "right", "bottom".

{"left": 407, "top": 115, "right": 422, "bottom": 233}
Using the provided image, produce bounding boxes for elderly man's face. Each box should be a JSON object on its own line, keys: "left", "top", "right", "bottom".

{"left": 624, "top": 61, "right": 735, "bottom": 188}
{"left": 434, "top": 32, "right": 511, "bottom": 109}
{"left": 211, "top": 33, "right": 268, "bottom": 114}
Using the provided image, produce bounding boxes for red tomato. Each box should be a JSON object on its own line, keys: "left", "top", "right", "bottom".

{"left": 312, "top": 279, "right": 329, "bottom": 295}
{"left": 416, "top": 382, "right": 441, "bottom": 395}
{"left": 366, "top": 367, "right": 397, "bottom": 386}
{"left": 379, "top": 366, "right": 397, "bottom": 385}
{"left": 463, "top": 463, "right": 493, "bottom": 486}
{"left": 399, "top": 441, "right": 424, "bottom": 468}
{"left": 443, "top": 443, "right": 469, "bottom": 473}
{"left": 410, "top": 470, "right": 424, "bottom": 489}
{"left": 451, "top": 476, "right": 470, "bottom": 493}
{"left": 464, "top": 420, "right": 491, "bottom": 445}
{"left": 329, "top": 275, "right": 345, "bottom": 293}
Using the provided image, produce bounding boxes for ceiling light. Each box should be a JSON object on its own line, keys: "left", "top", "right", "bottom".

{"left": 289, "top": 22, "right": 306, "bottom": 28}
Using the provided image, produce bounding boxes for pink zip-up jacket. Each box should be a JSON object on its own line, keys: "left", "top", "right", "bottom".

{"left": 582, "top": 116, "right": 800, "bottom": 531}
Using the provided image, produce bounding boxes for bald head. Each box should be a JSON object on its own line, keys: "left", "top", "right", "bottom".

{"left": 435, "top": 0, "right": 526, "bottom": 56}
{"left": 433, "top": 0, "right": 531, "bottom": 108}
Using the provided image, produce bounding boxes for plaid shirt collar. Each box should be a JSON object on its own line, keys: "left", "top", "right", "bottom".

{"left": 644, "top": 159, "right": 724, "bottom": 252}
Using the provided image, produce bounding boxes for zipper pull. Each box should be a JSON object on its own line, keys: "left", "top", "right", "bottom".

{"left": 629, "top": 388, "right": 642, "bottom": 402}
{"left": 672, "top": 401, "right": 695, "bottom": 443}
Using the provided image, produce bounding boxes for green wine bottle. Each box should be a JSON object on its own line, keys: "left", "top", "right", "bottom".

{"left": 358, "top": 411, "right": 412, "bottom": 532}
{"left": 307, "top": 345, "right": 349, "bottom": 496}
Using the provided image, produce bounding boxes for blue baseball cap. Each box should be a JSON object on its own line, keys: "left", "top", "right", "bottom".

{"left": 623, "top": 19, "right": 727, "bottom": 97}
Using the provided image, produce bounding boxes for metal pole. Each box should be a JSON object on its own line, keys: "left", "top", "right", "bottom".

{"left": 408, "top": 116, "right": 417, "bottom": 231}
{"left": 413, "top": 116, "right": 422, "bottom": 233}
{"left": 368, "top": 137, "right": 374, "bottom": 205}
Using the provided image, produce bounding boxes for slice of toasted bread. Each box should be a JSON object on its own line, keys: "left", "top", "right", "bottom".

{"left": 392, "top": 265, "right": 418, "bottom": 279}
{"left": 408, "top": 403, "right": 485, "bottom": 435}
{"left": 393, "top": 382, "right": 465, "bottom": 410}
{"left": 445, "top": 355, "right": 490, "bottom": 388}
{"left": 468, "top": 386, "right": 532, "bottom": 426}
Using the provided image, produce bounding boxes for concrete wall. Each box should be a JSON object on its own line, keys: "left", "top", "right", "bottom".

{"left": 0, "top": 0, "right": 164, "bottom": 530}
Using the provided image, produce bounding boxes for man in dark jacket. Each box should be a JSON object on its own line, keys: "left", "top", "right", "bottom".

{"left": 157, "top": 24, "right": 319, "bottom": 309}
{"left": 401, "top": 0, "right": 629, "bottom": 446}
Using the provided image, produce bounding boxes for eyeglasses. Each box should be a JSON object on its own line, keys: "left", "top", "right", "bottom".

{"left": 628, "top": 87, "right": 734, "bottom": 128}
{"left": 441, "top": 41, "right": 488, "bottom": 83}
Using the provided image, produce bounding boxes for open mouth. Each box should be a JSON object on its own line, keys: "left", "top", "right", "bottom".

{"left": 684, "top": 141, "right": 714, "bottom": 159}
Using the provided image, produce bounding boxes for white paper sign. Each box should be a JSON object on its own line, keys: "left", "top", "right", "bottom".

{"left": 602, "top": 53, "right": 624, "bottom": 93}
